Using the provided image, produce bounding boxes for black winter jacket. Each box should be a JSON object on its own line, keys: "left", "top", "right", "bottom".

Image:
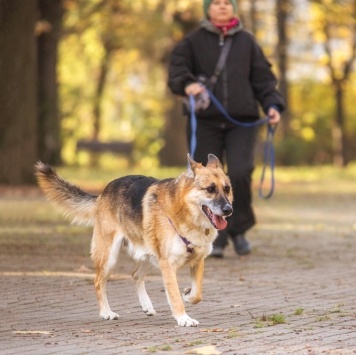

{"left": 168, "top": 20, "right": 285, "bottom": 121}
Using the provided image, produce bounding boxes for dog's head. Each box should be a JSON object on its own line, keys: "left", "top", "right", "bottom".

{"left": 187, "top": 154, "right": 233, "bottom": 230}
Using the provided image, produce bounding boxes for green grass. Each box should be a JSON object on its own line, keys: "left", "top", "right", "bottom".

{"left": 294, "top": 307, "right": 304, "bottom": 316}
{"left": 227, "top": 327, "right": 239, "bottom": 338}
{"left": 253, "top": 313, "right": 286, "bottom": 328}
{"left": 143, "top": 344, "right": 172, "bottom": 352}
{"left": 186, "top": 340, "right": 204, "bottom": 346}
{"left": 269, "top": 314, "right": 286, "bottom": 325}
{"left": 160, "top": 345, "right": 172, "bottom": 351}
{"left": 144, "top": 346, "right": 158, "bottom": 353}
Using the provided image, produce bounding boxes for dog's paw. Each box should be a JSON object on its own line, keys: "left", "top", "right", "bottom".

{"left": 139, "top": 296, "right": 156, "bottom": 316}
{"left": 182, "top": 287, "right": 201, "bottom": 304}
{"left": 176, "top": 313, "right": 199, "bottom": 327}
{"left": 142, "top": 306, "right": 156, "bottom": 316}
{"left": 100, "top": 310, "right": 119, "bottom": 320}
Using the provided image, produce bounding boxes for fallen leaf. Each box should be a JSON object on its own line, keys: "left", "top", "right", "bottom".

{"left": 186, "top": 345, "right": 221, "bottom": 355}
{"left": 14, "top": 331, "right": 53, "bottom": 335}
{"left": 200, "top": 328, "right": 224, "bottom": 333}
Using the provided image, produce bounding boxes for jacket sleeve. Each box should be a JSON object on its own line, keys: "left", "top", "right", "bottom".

{"left": 167, "top": 38, "right": 197, "bottom": 96}
{"left": 250, "top": 40, "right": 285, "bottom": 114}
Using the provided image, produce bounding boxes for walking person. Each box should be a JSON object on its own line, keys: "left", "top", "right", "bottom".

{"left": 167, "top": 0, "right": 285, "bottom": 257}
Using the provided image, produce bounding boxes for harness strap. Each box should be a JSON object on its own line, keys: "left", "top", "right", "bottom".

{"left": 209, "top": 37, "right": 233, "bottom": 86}
{"left": 167, "top": 218, "right": 194, "bottom": 254}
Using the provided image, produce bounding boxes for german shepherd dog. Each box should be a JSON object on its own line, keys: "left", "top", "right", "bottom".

{"left": 35, "top": 154, "right": 233, "bottom": 327}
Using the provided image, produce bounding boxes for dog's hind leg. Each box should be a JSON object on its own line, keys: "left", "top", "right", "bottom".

{"left": 183, "top": 258, "right": 204, "bottom": 304}
{"left": 132, "top": 259, "right": 156, "bottom": 316}
{"left": 92, "top": 231, "right": 123, "bottom": 320}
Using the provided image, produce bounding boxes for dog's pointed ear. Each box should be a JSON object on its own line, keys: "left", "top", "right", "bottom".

{"left": 206, "top": 154, "right": 222, "bottom": 169}
{"left": 187, "top": 154, "right": 202, "bottom": 177}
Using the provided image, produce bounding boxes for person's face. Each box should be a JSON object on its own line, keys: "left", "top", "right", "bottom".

{"left": 208, "top": 0, "right": 234, "bottom": 24}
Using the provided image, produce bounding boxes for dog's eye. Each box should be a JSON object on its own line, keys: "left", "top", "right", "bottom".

{"left": 224, "top": 186, "right": 231, "bottom": 194}
{"left": 206, "top": 185, "right": 217, "bottom": 194}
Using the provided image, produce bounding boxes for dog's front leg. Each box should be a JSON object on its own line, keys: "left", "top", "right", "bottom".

{"left": 183, "top": 258, "right": 204, "bottom": 304}
{"left": 159, "top": 259, "right": 199, "bottom": 327}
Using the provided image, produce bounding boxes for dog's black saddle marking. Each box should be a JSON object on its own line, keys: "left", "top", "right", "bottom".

{"left": 102, "top": 176, "right": 157, "bottom": 217}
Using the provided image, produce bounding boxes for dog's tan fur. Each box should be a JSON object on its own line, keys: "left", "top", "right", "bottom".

{"left": 35, "top": 154, "right": 233, "bottom": 327}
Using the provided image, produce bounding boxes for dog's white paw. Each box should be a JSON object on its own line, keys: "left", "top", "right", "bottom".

{"left": 176, "top": 313, "right": 199, "bottom": 327}
{"left": 100, "top": 310, "right": 119, "bottom": 320}
{"left": 142, "top": 305, "right": 156, "bottom": 316}
{"left": 183, "top": 287, "right": 201, "bottom": 304}
{"left": 139, "top": 295, "right": 156, "bottom": 316}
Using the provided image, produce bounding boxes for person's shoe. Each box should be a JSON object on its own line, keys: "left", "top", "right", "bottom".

{"left": 210, "top": 246, "right": 224, "bottom": 258}
{"left": 233, "top": 234, "right": 251, "bottom": 255}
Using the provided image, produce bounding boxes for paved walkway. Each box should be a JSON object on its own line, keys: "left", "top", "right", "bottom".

{"left": 0, "top": 186, "right": 356, "bottom": 354}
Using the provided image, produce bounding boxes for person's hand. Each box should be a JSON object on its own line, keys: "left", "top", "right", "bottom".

{"left": 184, "top": 82, "right": 205, "bottom": 96}
{"left": 267, "top": 107, "right": 281, "bottom": 125}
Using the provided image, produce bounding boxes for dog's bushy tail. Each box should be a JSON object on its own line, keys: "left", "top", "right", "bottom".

{"left": 35, "top": 161, "right": 97, "bottom": 226}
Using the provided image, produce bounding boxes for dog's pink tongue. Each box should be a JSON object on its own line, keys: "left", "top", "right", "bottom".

{"left": 213, "top": 215, "right": 228, "bottom": 230}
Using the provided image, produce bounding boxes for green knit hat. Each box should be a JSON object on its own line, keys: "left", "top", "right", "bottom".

{"left": 203, "top": 0, "right": 237, "bottom": 18}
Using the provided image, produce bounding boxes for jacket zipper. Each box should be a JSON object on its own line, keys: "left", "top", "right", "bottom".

{"left": 219, "top": 33, "right": 224, "bottom": 46}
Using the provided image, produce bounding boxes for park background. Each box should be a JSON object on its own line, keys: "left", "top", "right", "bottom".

{"left": 1, "top": 2, "right": 356, "bottom": 353}
{"left": 1, "top": 0, "right": 356, "bottom": 184}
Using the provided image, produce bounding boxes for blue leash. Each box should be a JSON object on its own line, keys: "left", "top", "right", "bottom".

{"left": 189, "top": 90, "right": 277, "bottom": 199}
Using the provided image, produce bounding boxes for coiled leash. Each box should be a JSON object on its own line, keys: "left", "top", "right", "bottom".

{"left": 189, "top": 90, "right": 277, "bottom": 199}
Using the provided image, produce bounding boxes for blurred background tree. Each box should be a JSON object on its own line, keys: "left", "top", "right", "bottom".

{"left": 0, "top": 0, "right": 38, "bottom": 184}
{"left": 310, "top": 0, "right": 356, "bottom": 167}
{"left": 38, "top": 0, "right": 64, "bottom": 166}
{"left": 1, "top": 0, "right": 356, "bottom": 184}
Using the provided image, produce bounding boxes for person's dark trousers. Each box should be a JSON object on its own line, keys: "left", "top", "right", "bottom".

{"left": 187, "top": 115, "right": 258, "bottom": 248}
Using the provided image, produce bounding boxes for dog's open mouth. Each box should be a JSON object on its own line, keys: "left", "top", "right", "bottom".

{"left": 202, "top": 205, "right": 227, "bottom": 230}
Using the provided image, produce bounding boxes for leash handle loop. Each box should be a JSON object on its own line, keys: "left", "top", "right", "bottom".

{"left": 188, "top": 90, "right": 277, "bottom": 199}
{"left": 259, "top": 124, "right": 277, "bottom": 199}
{"left": 207, "top": 89, "right": 270, "bottom": 127}
{"left": 207, "top": 88, "right": 277, "bottom": 199}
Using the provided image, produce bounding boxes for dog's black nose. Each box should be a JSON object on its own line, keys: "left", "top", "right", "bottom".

{"left": 223, "top": 204, "right": 233, "bottom": 216}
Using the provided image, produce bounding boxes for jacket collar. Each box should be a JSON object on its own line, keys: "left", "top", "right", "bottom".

{"left": 200, "top": 18, "right": 243, "bottom": 36}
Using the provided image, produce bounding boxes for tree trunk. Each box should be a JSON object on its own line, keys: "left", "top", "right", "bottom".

{"left": 92, "top": 46, "right": 112, "bottom": 141}
{"left": 332, "top": 82, "right": 346, "bottom": 167}
{"left": 321, "top": 0, "right": 356, "bottom": 167}
{"left": 276, "top": 0, "right": 290, "bottom": 138}
{"left": 89, "top": 45, "right": 113, "bottom": 167}
{"left": 0, "top": 0, "right": 38, "bottom": 184}
{"left": 159, "top": 92, "right": 187, "bottom": 166}
{"left": 37, "top": 0, "right": 64, "bottom": 165}
{"left": 238, "top": 0, "right": 257, "bottom": 35}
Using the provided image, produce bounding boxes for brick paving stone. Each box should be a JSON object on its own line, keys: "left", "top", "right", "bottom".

{"left": 1, "top": 241, "right": 355, "bottom": 355}
{"left": 1, "top": 187, "right": 356, "bottom": 354}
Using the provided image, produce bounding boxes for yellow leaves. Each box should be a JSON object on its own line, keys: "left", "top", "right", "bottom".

{"left": 185, "top": 345, "right": 222, "bottom": 355}
{"left": 309, "top": 2, "right": 325, "bottom": 27}
{"left": 302, "top": 112, "right": 317, "bottom": 125}
{"left": 290, "top": 113, "right": 316, "bottom": 142}
{"left": 313, "top": 31, "right": 327, "bottom": 43}
{"left": 301, "top": 127, "right": 315, "bottom": 142}
{"left": 14, "top": 330, "right": 53, "bottom": 335}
